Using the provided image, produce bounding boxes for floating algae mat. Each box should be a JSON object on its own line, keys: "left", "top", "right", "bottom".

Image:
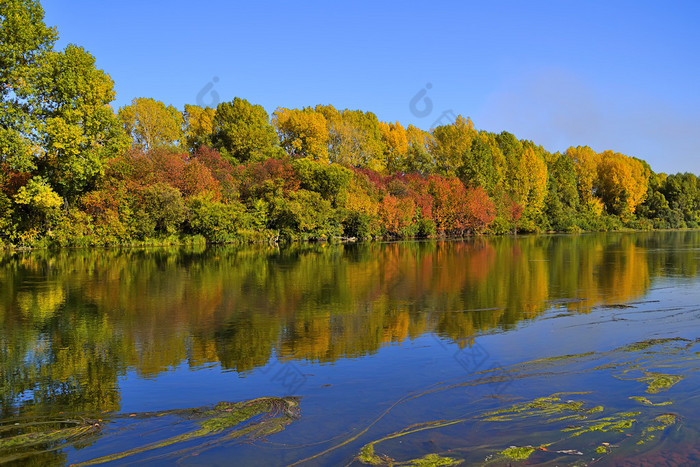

{"left": 289, "top": 337, "right": 700, "bottom": 466}
{"left": 0, "top": 397, "right": 300, "bottom": 465}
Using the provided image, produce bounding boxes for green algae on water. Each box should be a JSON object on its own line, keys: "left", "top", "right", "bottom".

{"left": 618, "top": 338, "right": 691, "bottom": 352}
{"left": 640, "top": 372, "right": 683, "bottom": 393}
{"left": 71, "top": 397, "right": 300, "bottom": 465}
{"left": 629, "top": 396, "right": 672, "bottom": 406}
{"left": 357, "top": 444, "right": 461, "bottom": 466}
{"left": 406, "top": 453, "right": 462, "bottom": 466}
{"left": 499, "top": 445, "right": 537, "bottom": 460}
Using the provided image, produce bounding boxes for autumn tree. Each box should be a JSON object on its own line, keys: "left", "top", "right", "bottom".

{"left": 595, "top": 151, "right": 649, "bottom": 218}
{"left": 507, "top": 146, "right": 548, "bottom": 229}
{"left": 379, "top": 121, "right": 408, "bottom": 173}
{"left": 379, "top": 194, "right": 415, "bottom": 237}
{"left": 183, "top": 104, "right": 216, "bottom": 153}
{"left": 431, "top": 115, "right": 476, "bottom": 176}
{"left": 464, "top": 186, "right": 496, "bottom": 233}
{"left": 402, "top": 125, "right": 435, "bottom": 175}
{"left": 119, "top": 98, "right": 184, "bottom": 151}
{"left": 212, "top": 98, "right": 279, "bottom": 163}
{"left": 273, "top": 107, "right": 329, "bottom": 161}
{"left": 13, "top": 176, "right": 62, "bottom": 229}
{"left": 316, "top": 105, "right": 386, "bottom": 171}
{"left": 567, "top": 146, "right": 599, "bottom": 206}
{"left": 428, "top": 175, "right": 468, "bottom": 235}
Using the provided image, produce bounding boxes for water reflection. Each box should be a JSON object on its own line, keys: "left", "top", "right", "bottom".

{"left": 1, "top": 232, "right": 700, "bottom": 423}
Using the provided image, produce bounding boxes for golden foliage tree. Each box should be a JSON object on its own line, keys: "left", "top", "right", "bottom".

{"left": 378, "top": 121, "right": 408, "bottom": 173}
{"left": 567, "top": 146, "right": 600, "bottom": 207}
{"left": 119, "top": 97, "right": 184, "bottom": 151}
{"left": 595, "top": 150, "right": 649, "bottom": 217}
{"left": 512, "top": 147, "right": 548, "bottom": 225}
{"left": 273, "top": 107, "right": 329, "bottom": 161}
{"left": 183, "top": 104, "right": 216, "bottom": 153}
{"left": 430, "top": 115, "right": 476, "bottom": 176}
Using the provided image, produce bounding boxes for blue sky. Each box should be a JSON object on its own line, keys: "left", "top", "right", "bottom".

{"left": 42, "top": 0, "right": 700, "bottom": 174}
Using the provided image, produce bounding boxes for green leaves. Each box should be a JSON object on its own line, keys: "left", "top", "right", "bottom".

{"left": 212, "top": 98, "right": 279, "bottom": 163}
{"left": 1, "top": 4, "right": 126, "bottom": 204}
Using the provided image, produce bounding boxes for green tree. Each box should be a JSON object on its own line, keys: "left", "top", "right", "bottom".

{"left": 403, "top": 125, "right": 435, "bottom": 175}
{"left": 459, "top": 133, "right": 504, "bottom": 193}
{"left": 119, "top": 97, "right": 184, "bottom": 151}
{"left": 0, "top": 0, "right": 57, "bottom": 172}
{"left": 2, "top": 3, "right": 127, "bottom": 202}
{"left": 211, "top": 98, "right": 279, "bottom": 163}
{"left": 292, "top": 157, "right": 353, "bottom": 206}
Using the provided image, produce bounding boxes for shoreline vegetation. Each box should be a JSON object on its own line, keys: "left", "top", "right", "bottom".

{"left": 3, "top": 2, "right": 700, "bottom": 250}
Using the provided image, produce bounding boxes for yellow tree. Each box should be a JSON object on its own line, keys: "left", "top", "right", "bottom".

{"left": 567, "top": 146, "right": 600, "bottom": 208}
{"left": 273, "top": 107, "right": 329, "bottom": 161}
{"left": 430, "top": 115, "right": 476, "bottom": 176}
{"left": 314, "top": 105, "right": 386, "bottom": 171}
{"left": 378, "top": 121, "right": 408, "bottom": 173}
{"left": 183, "top": 104, "right": 216, "bottom": 153}
{"left": 596, "top": 150, "right": 649, "bottom": 217}
{"left": 513, "top": 147, "right": 548, "bottom": 226}
{"left": 118, "top": 97, "right": 184, "bottom": 150}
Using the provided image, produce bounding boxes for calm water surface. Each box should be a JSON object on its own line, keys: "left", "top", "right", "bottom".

{"left": 2, "top": 232, "right": 700, "bottom": 465}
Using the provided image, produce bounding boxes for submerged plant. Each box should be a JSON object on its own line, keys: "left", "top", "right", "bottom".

{"left": 640, "top": 372, "right": 684, "bottom": 394}
{"left": 0, "top": 421, "right": 102, "bottom": 464}
{"left": 300, "top": 337, "right": 698, "bottom": 466}
{"left": 499, "top": 445, "right": 537, "bottom": 460}
{"left": 0, "top": 397, "right": 300, "bottom": 466}
{"left": 629, "top": 396, "right": 672, "bottom": 406}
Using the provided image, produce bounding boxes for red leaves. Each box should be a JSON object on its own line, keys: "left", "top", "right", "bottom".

{"left": 465, "top": 186, "right": 496, "bottom": 234}
{"left": 380, "top": 195, "right": 415, "bottom": 236}
{"left": 428, "top": 175, "right": 468, "bottom": 235}
{"left": 0, "top": 164, "right": 32, "bottom": 196}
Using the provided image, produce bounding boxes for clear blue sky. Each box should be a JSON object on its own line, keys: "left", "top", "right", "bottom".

{"left": 42, "top": 0, "right": 700, "bottom": 174}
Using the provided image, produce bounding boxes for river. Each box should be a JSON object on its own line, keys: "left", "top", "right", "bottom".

{"left": 1, "top": 232, "right": 699, "bottom": 465}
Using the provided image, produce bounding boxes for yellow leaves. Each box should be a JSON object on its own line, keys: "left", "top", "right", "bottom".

{"left": 513, "top": 147, "right": 548, "bottom": 218}
{"left": 568, "top": 146, "right": 648, "bottom": 217}
{"left": 379, "top": 121, "right": 408, "bottom": 171}
{"left": 343, "top": 179, "right": 379, "bottom": 217}
{"left": 44, "top": 117, "right": 86, "bottom": 158}
{"left": 118, "top": 97, "right": 184, "bottom": 150}
{"left": 273, "top": 107, "right": 329, "bottom": 161}
{"left": 184, "top": 104, "right": 216, "bottom": 150}
{"left": 430, "top": 115, "right": 476, "bottom": 175}
{"left": 568, "top": 146, "right": 599, "bottom": 206}
{"left": 14, "top": 177, "right": 62, "bottom": 211}
{"left": 588, "top": 197, "right": 605, "bottom": 217}
{"left": 596, "top": 150, "right": 649, "bottom": 216}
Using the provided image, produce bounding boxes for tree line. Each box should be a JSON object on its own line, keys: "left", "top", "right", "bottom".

{"left": 2, "top": 0, "right": 699, "bottom": 248}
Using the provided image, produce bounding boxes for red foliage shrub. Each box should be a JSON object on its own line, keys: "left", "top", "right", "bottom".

{"left": 0, "top": 164, "right": 32, "bottom": 196}
{"left": 465, "top": 186, "right": 496, "bottom": 233}
{"left": 427, "top": 175, "right": 468, "bottom": 235}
